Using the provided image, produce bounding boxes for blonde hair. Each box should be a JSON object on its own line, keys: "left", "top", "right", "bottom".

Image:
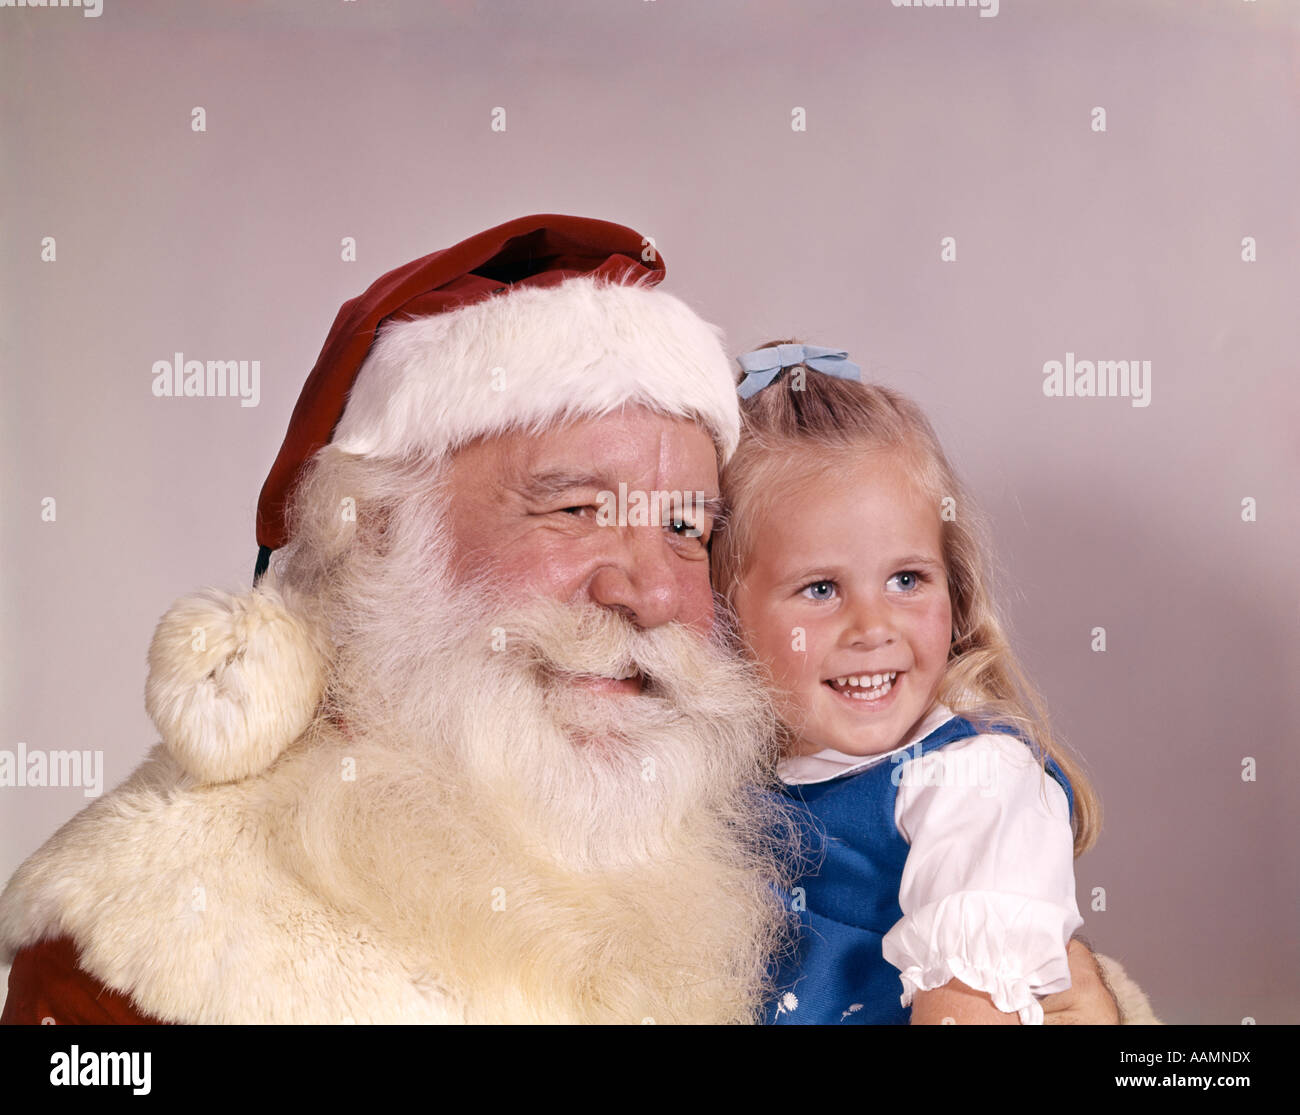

{"left": 713, "top": 343, "right": 1100, "bottom": 855}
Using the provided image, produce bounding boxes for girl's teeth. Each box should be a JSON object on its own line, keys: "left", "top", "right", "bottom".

{"left": 828, "top": 672, "right": 897, "bottom": 700}
{"left": 832, "top": 672, "right": 896, "bottom": 687}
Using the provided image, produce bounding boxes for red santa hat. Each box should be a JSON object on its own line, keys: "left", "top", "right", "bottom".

{"left": 253, "top": 213, "right": 739, "bottom": 578}
{"left": 147, "top": 214, "right": 740, "bottom": 785}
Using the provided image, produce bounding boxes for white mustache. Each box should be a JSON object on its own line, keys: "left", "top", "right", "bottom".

{"left": 486, "top": 598, "right": 730, "bottom": 713}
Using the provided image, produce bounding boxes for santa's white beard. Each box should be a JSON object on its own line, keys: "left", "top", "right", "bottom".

{"left": 277, "top": 531, "right": 796, "bottom": 1024}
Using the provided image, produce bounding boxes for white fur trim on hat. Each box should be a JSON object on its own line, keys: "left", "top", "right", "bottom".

{"left": 144, "top": 575, "right": 327, "bottom": 784}
{"left": 330, "top": 274, "right": 741, "bottom": 462}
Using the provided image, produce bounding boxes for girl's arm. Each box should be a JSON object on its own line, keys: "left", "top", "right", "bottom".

{"left": 911, "top": 978, "right": 1021, "bottom": 1024}
{"left": 911, "top": 940, "right": 1121, "bottom": 1024}
{"left": 883, "top": 733, "right": 1082, "bottom": 1025}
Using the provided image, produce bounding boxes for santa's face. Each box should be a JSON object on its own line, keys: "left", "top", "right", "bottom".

{"left": 280, "top": 411, "right": 789, "bottom": 1021}
{"left": 443, "top": 407, "right": 721, "bottom": 700}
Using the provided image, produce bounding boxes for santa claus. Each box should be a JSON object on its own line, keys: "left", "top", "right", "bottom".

{"left": 0, "top": 215, "right": 1145, "bottom": 1025}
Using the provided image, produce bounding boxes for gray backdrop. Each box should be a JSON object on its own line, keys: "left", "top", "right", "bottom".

{"left": 2, "top": 0, "right": 1297, "bottom": 1023}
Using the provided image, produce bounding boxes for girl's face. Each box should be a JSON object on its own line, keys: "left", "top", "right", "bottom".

{"left": 731, "top": 447, "right": 953, "bottom": 758}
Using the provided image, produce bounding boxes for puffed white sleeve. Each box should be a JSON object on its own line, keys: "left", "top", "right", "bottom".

{"left": 880, "top": 734, "right": 1083, "bottom": 1025}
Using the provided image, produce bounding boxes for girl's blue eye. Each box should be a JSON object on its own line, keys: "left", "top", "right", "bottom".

{"left": 887, "top": 571, "right": 923, "bottom": 592}
{"left": 802, "top": 580, "right": 836, "bottom": 601}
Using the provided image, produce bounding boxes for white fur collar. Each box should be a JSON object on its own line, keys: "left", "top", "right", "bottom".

{"left": 0, "top": 739, "right": 462, "bottom": 1024}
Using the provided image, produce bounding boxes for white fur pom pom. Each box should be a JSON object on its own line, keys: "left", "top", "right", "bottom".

{"left": 145, "top": 576, "right": 327, "bottom": 784}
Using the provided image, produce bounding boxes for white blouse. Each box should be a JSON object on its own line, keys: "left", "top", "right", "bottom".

{"left": 777, "top": 704, "right": 1083, "bottom": 1025}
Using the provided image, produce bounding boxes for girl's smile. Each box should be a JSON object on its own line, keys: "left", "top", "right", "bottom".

{"left": 825, "top": 670, "right": 900, "bottom": 703}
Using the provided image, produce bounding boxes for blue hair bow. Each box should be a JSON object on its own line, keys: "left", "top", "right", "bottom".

{"left": 735, "top": 343, "right": 862, "bottom": 399}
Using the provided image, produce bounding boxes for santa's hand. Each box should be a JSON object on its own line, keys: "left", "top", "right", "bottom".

{"left": 1041, "top": 938, "right": 1120, "bottom": 1025}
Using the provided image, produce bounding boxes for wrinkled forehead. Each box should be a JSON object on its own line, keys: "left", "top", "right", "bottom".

{"left": 456, "top": 405, "right": 723, "bottom": 492}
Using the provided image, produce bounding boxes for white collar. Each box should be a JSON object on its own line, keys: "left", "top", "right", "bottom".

{"left": 776, "top": 702, "right": 956, "bottom": 786}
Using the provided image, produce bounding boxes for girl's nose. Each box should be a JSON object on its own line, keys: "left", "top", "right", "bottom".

{"left": 839, "top": 595, "right": 896, "bottom": 650}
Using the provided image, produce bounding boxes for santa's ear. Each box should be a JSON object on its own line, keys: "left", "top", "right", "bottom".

{"left": 145, "top": 573, "right": 328, "bottom": 784}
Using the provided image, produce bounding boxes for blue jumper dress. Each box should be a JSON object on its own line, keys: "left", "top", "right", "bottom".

{"left": 766, "top": 714, "right": 1074, "bottom": 1025}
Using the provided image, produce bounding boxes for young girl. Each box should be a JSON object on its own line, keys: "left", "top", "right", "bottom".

{"left": 714, "top": 342, "right": 1101, "bottom": 1025}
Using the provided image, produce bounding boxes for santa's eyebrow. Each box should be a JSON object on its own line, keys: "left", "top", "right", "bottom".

{"left": 514, "top": 470, "right": 615, "bottom": 502}
{"left": 515, "top": 471, "right": 723, "bottom": 516}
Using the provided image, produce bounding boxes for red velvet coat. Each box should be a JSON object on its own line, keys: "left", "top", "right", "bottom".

{"left": 3, "top": 936, "right": 163, "bottom": 1025}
